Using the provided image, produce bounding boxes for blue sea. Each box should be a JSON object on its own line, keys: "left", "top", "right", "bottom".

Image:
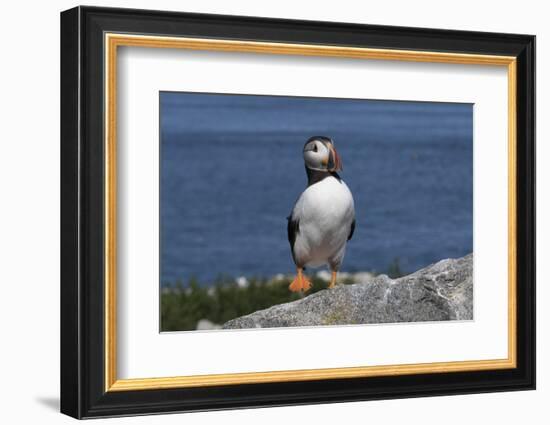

{"left": 160, "top": 92, "right": 473, "bottom": 286}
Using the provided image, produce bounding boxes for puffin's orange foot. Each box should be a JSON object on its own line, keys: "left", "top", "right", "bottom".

{"left": 301, "top": 275, "right": 312, "bottom": 292}
{"left": 289, "top": 269, "right": 312, "bottom": 292}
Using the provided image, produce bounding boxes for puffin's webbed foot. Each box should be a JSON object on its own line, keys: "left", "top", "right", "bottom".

{"left": 289, "top": 268, "right": 312, "bottom": 293}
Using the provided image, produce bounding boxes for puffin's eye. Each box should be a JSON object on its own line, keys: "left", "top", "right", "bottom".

{"left": 313, "top": 144, "right": 318, "bottom": 152}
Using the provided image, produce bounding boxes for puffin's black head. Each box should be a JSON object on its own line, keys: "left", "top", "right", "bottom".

{"left": 303, "top": 136, "right": 343, "bottom": 172}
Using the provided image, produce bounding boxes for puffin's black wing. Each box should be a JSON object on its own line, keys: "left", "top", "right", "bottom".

{"left": 287, "top": 214, "right": 300, "bottom": 262}
{"left": 348, "top": 218, "right": 356, "bottom": 241}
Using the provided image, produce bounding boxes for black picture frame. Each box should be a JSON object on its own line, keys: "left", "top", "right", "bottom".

{"left": 61, "top": 5, "right": 535, "bottom": 419}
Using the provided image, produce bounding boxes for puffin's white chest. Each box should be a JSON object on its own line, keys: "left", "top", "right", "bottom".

{"left": 292, "top": 176, "right": 355, "bottom": 267}
{"left": 297, "top": 177, "right": 353, "bottom": 228}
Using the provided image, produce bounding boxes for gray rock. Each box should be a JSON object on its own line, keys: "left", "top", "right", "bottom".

{"left": 223, "top": 254, "right": 473, "bottom": 329}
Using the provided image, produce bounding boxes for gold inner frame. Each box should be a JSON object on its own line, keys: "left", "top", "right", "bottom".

{"left": 104, "top": 33, "right": 518, "bottom": 392}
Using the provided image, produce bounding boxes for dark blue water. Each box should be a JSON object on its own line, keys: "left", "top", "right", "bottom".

{"left": 160, "top": 92, "right": 473, "bottom": 286}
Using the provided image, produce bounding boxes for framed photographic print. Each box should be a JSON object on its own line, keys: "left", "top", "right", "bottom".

{"left": 60, "top": 6, "right": 535, "bottom": 419}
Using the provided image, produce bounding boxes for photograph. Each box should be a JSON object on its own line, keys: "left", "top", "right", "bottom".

{"left": 159, "top": 92, "right": 474, "bottom": 332}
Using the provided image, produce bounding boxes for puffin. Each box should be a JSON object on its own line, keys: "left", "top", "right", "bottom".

{"left": 287, "top": 136, "right": 355, "bottom": 292}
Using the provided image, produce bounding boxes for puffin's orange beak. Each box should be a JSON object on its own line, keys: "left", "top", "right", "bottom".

{"left": 327, "top": 143, "right": 343, "bottom": 172}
